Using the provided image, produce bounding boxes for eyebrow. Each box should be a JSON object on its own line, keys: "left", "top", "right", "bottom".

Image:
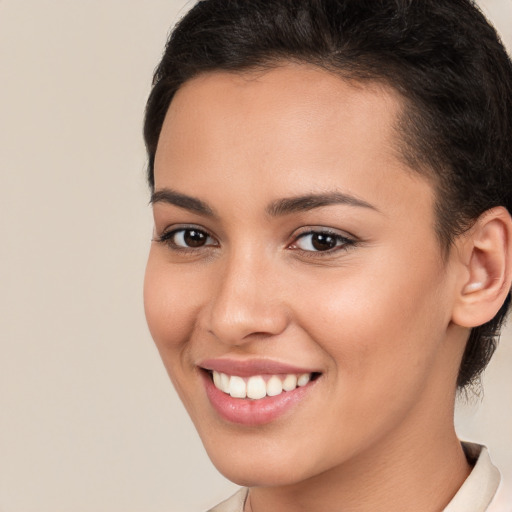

{"left": 266, "top": 192, "right": 378, "bottom": 216}
{"left": 150, "top": 188, "right": 378, "bottom": 217}
{"left": 150, "top": 188, "right": 216, "bottom": 217}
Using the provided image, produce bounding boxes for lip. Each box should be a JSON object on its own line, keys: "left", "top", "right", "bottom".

{"left": 199, "top": 358, "right": 319, "bottom": 377}
{"left": 199, "top": 358, "right": 320, "bottom": 426}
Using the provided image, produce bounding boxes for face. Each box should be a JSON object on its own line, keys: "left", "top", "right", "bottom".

{"left": 144, "top": 64, "right": 465, "bottom": 487}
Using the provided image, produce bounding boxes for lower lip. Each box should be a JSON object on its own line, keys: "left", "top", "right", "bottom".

{"left": 201, "top": 371, "right": 317, "bottom": 426}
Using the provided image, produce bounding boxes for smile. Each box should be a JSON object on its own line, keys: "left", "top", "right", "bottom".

{"left": 199, "top": 361, "right": 321, "bottom": 425}
{"left": 211, "top": 371, "right": 313, "bottom": 400}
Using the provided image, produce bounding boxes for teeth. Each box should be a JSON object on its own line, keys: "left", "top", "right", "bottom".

{"left": 297, "top": 373, "right": 311, "bottom": 387}
{"left": 282, "top": 374, "right": 297, "bottom": 391}
{"left": 211, "top": 370, "right": 314, "bottom": 400}
{"left": 247, "top": 376, "right": 267, "bottom": 399}
{"left": 229, "top": 376, "right": 247, "bottom": 398}
{"left": 213, "top": 370, "right": 222, "bottom": 389}
{"left": 266, "top": 375, "right": 283, "bottom": 397}
{"left": 220, "top": 372, "right": 230, "bottom": 393}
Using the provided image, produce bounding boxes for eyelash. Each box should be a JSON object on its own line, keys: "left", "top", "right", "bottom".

{"left": 290, "top": 229, "right": 357, "bottom": 256}
{"left": 154, "top": 226, "right": 357, "bottom": 256}
{"left": 155, "top": 227, "right": 219, "bottom": 254}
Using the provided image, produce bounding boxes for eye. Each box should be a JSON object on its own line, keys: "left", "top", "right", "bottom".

{"left": 156, "top": 227, "right": 218, "bottom": 250}
{"left": 290, "top": 230, "right": 354, "bottom": 253}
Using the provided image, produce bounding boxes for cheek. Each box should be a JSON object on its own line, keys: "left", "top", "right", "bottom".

{"left": 283, "top": 262, "right": 451, "bottom": 461}
{"left": 295, "top": 249, "right": 450, "bottom": 397}
{"left": 143, "top": 252, "right": 201, "bottom": 364}
{"left": 143, "top": 252, "right": 214, "bottom": 415}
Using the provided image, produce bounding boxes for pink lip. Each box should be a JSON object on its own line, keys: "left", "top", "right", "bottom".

{"left": 199, "top": 359, "right": 320, "bottom": 426}
{"left": 199, "top": 358, "right": 318, "bottom": 377}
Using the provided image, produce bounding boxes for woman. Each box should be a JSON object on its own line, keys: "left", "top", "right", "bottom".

{"left": 143, "top": 1, "right": 512, "bottom": 510}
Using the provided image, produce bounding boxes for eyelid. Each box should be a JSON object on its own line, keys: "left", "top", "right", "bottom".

{"left": 290, "top": 225, "right": 356, "bottom": 241}
{"left": 154, "top": 224, "right": 219, "bottom": 250}
{"left": 288, "top": 227, "right": 357, "bottom": 254}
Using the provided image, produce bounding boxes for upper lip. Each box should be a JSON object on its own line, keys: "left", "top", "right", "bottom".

{"left": 198, "top": 358, "right": 320, "bottom": 377}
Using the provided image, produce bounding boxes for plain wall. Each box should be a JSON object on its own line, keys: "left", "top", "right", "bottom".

{"left": 1, "top": 1, "right": 511, "bottom": 510}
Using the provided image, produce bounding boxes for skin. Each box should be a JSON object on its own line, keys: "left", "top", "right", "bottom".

{"left": 144, "top": 64, "right": 490, "bottom": 511}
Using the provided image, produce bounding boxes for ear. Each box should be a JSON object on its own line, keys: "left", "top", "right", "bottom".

{"left": 451, "top": 207, "right": 512, "bottom": 328}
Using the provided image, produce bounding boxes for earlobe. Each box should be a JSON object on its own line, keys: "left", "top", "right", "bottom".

{"left": 452, "top": 207, "right": 512, "bottom": 328}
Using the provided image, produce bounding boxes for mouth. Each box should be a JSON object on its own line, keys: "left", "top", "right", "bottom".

{"left": 208, "top": 370, "right": 321, "bottom": 400}
{"left": 198, "top": 359, "right": 322, "bottom": 425}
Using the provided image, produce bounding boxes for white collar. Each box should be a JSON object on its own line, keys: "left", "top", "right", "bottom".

{"left": 443, "top": 442, "right": 501, "bottom": 512}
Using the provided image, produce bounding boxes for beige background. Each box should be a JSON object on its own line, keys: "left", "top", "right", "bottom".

{"left": 0, "top": 1, "right": 511, "bottom": 511}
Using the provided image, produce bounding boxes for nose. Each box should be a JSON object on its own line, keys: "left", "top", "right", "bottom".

{"left": 204, "top": 251, "right": 289, "bottom": 346}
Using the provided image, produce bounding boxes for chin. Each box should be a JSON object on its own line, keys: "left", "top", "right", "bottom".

{"left": 198, "top": 429, "right": 330, "bottom": 488}
{"left": 210, "top": 454, "right": 310, "bottom": 488}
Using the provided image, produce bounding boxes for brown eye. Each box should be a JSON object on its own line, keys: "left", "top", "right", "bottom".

{"left": 292, "top": 230, "right": 353, "bottom": 253}
{"left": 310, "top": 233, "right": 337, "bottom": 251}
{"left": 182, "top": 229, "right": 207, "bottom": 247}
{"left": 162, "top": 228, "right": 217, "bottom": 249}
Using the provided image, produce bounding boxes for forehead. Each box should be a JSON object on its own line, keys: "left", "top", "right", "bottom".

{"left": 154, "top": 64, "right": 434, "bottom": 219}
{"left": 158, "top": 64, "right": 404, "bottom": 162}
